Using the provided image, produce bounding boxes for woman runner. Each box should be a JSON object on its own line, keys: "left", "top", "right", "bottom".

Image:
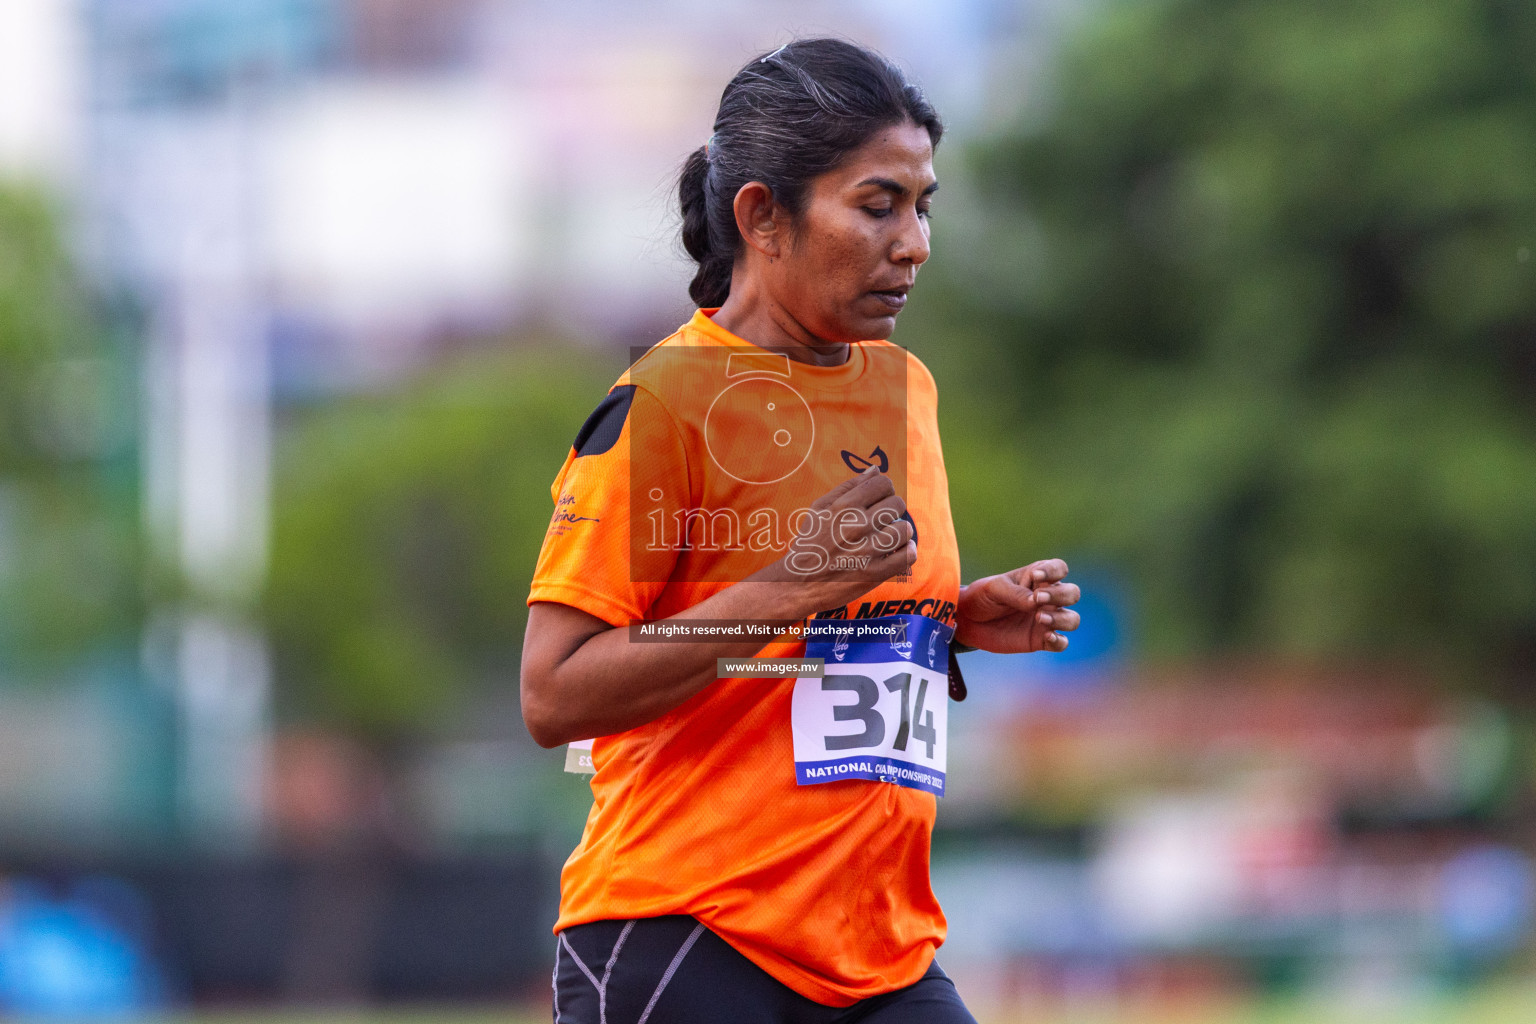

{"left": 522, "top": 38, "right": 1080, "bottom": 1023}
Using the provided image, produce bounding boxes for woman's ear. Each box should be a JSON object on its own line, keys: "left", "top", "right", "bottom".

{"left": 732, "top": 181, "right": 786, "bottom": 261}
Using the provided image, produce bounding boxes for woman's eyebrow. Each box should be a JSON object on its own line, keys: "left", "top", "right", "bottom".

{"left": 855, "top": 176, "right": 941, "bottom": 197}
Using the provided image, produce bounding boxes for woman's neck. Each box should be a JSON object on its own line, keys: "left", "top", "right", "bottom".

{"left": 711, "top": 285, "right": 851, "bottom": 368}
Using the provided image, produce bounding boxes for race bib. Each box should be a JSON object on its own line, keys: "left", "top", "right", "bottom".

{"left": 565, "top": 738, "right": 595, "bottom": 774}
{"left": 791, "top": 615, "right": 951, "bottom": 796}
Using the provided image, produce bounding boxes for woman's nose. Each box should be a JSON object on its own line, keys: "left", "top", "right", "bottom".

{"left": 892, "top": 211, "right": 930, "bottom": 266}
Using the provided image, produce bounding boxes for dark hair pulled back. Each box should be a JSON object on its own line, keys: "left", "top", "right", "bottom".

{"left": 679, "top": 38, "right": 944, "bottom": 308}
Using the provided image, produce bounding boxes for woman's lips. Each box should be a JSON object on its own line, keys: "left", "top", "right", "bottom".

{"left": 869, "top": 289, "right": 909, "bottom": 312}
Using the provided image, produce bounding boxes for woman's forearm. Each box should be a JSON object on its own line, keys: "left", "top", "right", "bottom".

{"left": 522, "top": 470, "right": 917, "bottom": 747}
{"left": 521, "top": 568, "right": 850, "bottom": 748}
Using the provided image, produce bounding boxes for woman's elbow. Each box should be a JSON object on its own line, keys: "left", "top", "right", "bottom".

{"left": 522, "top": 715, "right": 564, "bottom": 750}
{"left": 519, "top": 673, "right": 569, "bottom": 749}
{"left": 521, "top": 602, "right": 610, "bottom": 748}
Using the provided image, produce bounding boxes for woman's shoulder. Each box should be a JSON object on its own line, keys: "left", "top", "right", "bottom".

{"left": 616, "top": 319, "right": 747, "bottom": 417}
{"left": 861, "top": 339, "right": 939, "bottom": 397}
{"left": 616, "top": 323, "right": 686, "bottom": 385}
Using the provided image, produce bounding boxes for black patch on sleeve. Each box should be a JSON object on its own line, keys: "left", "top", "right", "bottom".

{"left": 572, "top": 385, "right": 637, "bottom": 457}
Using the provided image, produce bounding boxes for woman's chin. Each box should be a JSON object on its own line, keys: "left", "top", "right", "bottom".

{"left": 852, "top": 312, "right": 900, "bottom": 341}
{"left": 808, "top": 305, "right": 901, "bottom": 345}
{"left": 854, "top": 294, "right": 909, "bottom": 339}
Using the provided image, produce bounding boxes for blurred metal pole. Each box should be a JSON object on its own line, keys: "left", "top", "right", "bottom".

{"left": 83, "top": 0, "right": 280, "bottom": 847}
{"left": 142, "top": 98, "right": 273, "bottom": 848}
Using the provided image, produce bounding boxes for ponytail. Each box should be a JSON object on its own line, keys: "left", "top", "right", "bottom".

{"left": 679, "top": 146, "right": 732, "bottom": 307}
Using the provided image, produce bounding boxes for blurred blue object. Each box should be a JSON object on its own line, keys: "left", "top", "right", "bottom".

{"left": 957, "top": 569, "right": 1128, "bottom": 706}
{"left": 1438, "top": 845, "right": 1535, "bottom": 958}
{"left": 0, "top": 876, "right": 165, "bottom": 1018}
{"left": 1038, "top": 578, "right": 1121, "bottom": 668}
{"left": 91, "top": 0, "right": 340, "bottom": 102}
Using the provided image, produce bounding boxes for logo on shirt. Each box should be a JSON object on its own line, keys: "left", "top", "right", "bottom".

{"left": 815, "top": 597, "right": 958, "bottom": 626}
{"left": 837, "top": 445, "right": 916, "bottom": 547}
{"left": 840, "top": 445, "right": 889, "bottom": 474}
{"left": 548, "top": 493, "right": 600, "bottom": 537}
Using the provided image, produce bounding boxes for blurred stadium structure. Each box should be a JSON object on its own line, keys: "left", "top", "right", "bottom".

{"left": 2, "top": 0, "right": 1535, "bottom": 1017}
{"left": 1, "top": 0, "right": 1046, "bottom": 830}
{"left": 1, "top": 0, "right": 1065, "bottom": 1011}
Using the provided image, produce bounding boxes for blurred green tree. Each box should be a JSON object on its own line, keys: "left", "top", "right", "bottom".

{"left": 0, "top": 186, "right": 141, "bottom": 672}
{"left": 263, "top": 350, "right": 607, "bottom": 741}
{"left": 919, "top": 0, "right": 1536, "bottom": 686}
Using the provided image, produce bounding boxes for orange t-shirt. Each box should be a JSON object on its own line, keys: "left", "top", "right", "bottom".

{"left": 527, "top": 308, "right": 961, "bottom": 1006}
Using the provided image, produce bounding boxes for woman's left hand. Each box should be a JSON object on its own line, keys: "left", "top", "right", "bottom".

{"left": 954, "top": 558, "right": 1081, "bottom": 654}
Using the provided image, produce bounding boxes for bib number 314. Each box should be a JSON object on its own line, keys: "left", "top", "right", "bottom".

{"left": 791, "top": 615, "right": 951, "bottom": 796}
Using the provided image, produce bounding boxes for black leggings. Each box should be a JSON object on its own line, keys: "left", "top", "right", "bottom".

{"left": 553, "top": 915, "right": 978, "bottom": 1024}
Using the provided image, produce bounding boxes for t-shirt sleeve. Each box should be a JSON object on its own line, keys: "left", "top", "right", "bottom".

{"left": 528, "top": 383, "right": 691, "bottom": 626}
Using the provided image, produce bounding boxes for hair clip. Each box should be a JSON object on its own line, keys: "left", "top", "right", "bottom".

{"left": 760, "top": 43, "right": 789, "bottom": 64}
{"left": 705, "top": 133, "right": 716, "bottom": 159}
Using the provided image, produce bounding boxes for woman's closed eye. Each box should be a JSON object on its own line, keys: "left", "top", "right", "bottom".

{"left": 863, "top": 204, "right": 933, "bottom": 220}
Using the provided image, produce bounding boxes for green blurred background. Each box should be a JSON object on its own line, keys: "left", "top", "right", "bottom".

{"left": 1, "top": 0, "right": 1534, "bottom": 1019}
